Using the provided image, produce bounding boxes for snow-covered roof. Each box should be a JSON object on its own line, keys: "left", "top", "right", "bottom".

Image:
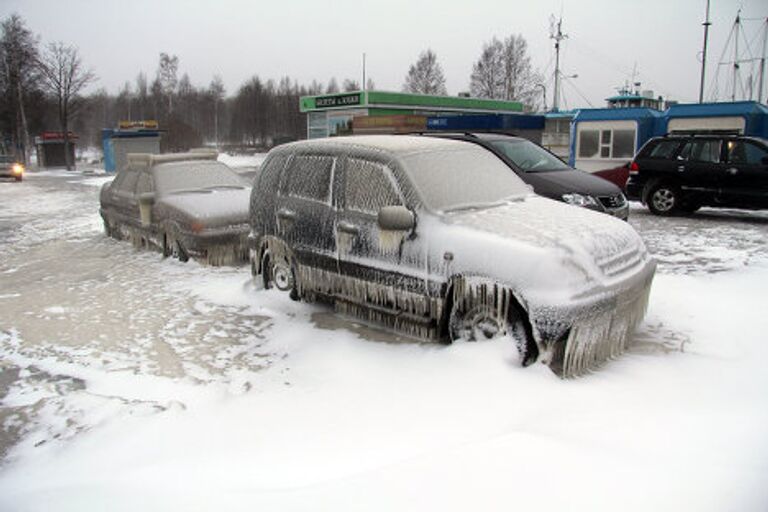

{"left": 281, "top": 135, "right": 471, "bottom": 156}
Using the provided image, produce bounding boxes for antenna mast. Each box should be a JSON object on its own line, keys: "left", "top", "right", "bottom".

{"left": 550, "top": 15, "right": 568, "bottom": 112}
{"left": 732, "top": 11, "right": 741, "bottom": 101}
{"left": 698, "top": 0, "right": 712, "bottom": 103}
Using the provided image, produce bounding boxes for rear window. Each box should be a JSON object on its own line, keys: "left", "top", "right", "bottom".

{"left": 154, "top": 161, "right": 244, "bottom": 195}
{"left": 643, "top": 140, "right": 681, "bottom": 159}
{"left": 400, "top": 146, "right": 529, "bottom": 212}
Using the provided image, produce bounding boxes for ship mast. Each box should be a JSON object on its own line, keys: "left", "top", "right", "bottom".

{"left": 698, "top": 0, "right": 711, "bottom": 103}
{"left": 550, "top": 16, "right": 568, "bottom": 112}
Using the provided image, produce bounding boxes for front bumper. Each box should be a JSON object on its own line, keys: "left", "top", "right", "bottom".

{"left": 532, "top": 258, "right": 656, "bottom": 378}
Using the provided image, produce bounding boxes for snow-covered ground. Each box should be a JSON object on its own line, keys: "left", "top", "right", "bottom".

{"left": 0, "top": 171, "right": 766, "bottom": 511}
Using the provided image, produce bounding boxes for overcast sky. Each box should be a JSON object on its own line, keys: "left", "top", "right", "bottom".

{"left": 2, "top": 0, "right": 765, "bottom": 108}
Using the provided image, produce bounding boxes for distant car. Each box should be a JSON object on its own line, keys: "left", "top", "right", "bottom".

{"left": 249, "top": 136, "right": 656, "bottom": 378}
{"left": 0, "top": 155, "right": 24, "bottom": 181}
{"left": 419, "top": 132, "right": 629, "bottom": 220}
{"left": 627, "top": 134, "right": 768, "bottom": 215}
{"left": 99, "top": 151, "right": 251, "bottom": 265}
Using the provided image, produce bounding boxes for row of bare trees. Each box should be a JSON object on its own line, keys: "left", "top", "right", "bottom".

{"left": 3, "top": 13, "right": 543, "bottom": 170}
{"left": 403, "top": 34, "right": 542, "bottom": 110}
{"left": 0, "top": 14, "right": 95, "bottom": 169}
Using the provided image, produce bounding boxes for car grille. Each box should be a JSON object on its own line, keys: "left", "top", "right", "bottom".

{"left": 598, "top": 194, "right": 627, "bottom": 209}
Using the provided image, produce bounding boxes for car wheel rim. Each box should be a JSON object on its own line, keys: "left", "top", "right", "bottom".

{"left": 272, "top": 262, "right": 293, "bottom": 291}
{"left": 652, "top": 189, "right": 675, "bottom": 211}
{"left": 453, "top": 306, "right": 505, "bottom": 341}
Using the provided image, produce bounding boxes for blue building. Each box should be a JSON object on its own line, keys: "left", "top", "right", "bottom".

{"left": 102, "top": 122, "right": 161, "bottom": 173}
{"left": 569, "top": 101, "right": 768, "bottom": 186}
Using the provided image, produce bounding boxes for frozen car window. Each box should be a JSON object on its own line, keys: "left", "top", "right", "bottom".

{"left": 136, "top": 172, "right": 153, "bottom": 194}
{"left": 0, "top": 155, "right": 14, "bottom": 163}
{"left": 345, "top": 158, "right": 401, "bottom": 214}
{"left": 400, "top": 146, "right": 530, "bottom": 212}
{"left": 118, "top": 169, "right": 139, "bottom": 194}
{"left": 488, "top": 139, "right": 570, "bottom": 172}
{"left": 154, "top": 161, "right": 244, "bottom": 195}
{"left": 281, "top": 154, "right": 334, "bottom": 203}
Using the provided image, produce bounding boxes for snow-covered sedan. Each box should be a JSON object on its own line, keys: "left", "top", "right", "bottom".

{"left": 100, "top": 151, "right": 251, "bottom": 265}
{"left": 249, "top": 136, "right": 656, "bottom": 377}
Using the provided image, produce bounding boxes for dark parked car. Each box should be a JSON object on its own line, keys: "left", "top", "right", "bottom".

{"left": 249, "top": 136, "right": 655, "bottom": 378}
{"left": 100, "top": 151, "right": 251, "bottom": 265}
{"left": 627, "top": 134, "right": 768, "bottom": 215}
{"left": 419, "top": 132, "right": 629, "bottom": 220}
{"left": 0, "top": 155, "right": 24, "bottom": 181}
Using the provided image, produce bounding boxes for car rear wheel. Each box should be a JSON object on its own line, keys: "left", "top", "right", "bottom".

{"left": 646, "top": 182, "right": 680, "bottom": 216}
{"left": 262, "top": 252, "right": 298, "bottom": 299}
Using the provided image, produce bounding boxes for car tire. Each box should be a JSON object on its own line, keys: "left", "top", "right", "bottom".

{"left": 646, "top": 182, "right": 681, "bottom": 216}
{"left": 163, "top": 231, "right": 188, "bottom": 262}
{"left": 448, "top": 301, "right": 537, "bottom": 366}
{"left": 262, "top": 252, "right": 298, "bottom": 298}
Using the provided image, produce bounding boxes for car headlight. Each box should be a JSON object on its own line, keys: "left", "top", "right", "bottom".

{"left": 562, "top": 193, "right": 598, "bottom": 208}
{"left": 12, "top": 163, "right": 24, "bottom": 175}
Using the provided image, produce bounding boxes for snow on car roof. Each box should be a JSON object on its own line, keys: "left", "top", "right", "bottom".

{"left": 280, "top": 135, "right": 474, "bottom": 156}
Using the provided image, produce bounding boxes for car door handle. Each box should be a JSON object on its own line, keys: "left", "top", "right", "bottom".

{"left": 726, "top": 167, "right": 738, "bottom": 175}
{"left": 337, "top": 221, "right": 360, "bottom": 235}
{"left": 277, "top": 208, "right": 297, "bottom": 221}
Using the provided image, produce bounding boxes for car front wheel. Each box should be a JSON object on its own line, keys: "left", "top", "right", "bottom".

{"left": 448, "top": 301, "right": 537, "bottom": 366}
{"left": 646, "top": 182, "right": 681, "bottom": 216}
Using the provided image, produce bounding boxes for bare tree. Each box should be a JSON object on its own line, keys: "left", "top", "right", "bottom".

{"left": 1, "top": 14, "right": 39, "bottom": 164}
{"left": 342, "top": 78, "right": 360, "bottom": 92}
{"left": 134, "top": 72, "right": 148, "bottom": 120}
{"left": 36, "top": 41, "right": 95, "bottom": 170}
{"left": 209, "top": 75, "right": 225, "bottom": 148}
{"left": 403, "top": 49, "right": 447, "bottom": 95}
{"left": 157, "top": 52, "right": 178, "bottom": 113}
{"left": 325, "top": 77, "right": 339, "bottom": 94}
{"left": 470, "top": 34, "right": 542, "bottom": 109}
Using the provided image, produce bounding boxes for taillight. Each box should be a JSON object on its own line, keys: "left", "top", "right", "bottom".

{"left": 629, "top": 161, "right": 639, "bottom": 175}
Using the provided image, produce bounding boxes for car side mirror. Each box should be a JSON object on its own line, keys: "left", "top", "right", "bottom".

{"left": 378, "top": 205, "right": 415, "bottom": 231}
{"left": 138, "top": 192, "right": 155, "bottom": 227}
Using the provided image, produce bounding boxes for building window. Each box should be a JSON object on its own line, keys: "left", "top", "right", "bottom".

{"left": 578, "top": 127, "right": 636, "bottom": 159}
{"left": 612, "top": 130, "right": 636, "bottom": 158}
{"left": 578, "top": 130, "right": 599, "bottom": 158}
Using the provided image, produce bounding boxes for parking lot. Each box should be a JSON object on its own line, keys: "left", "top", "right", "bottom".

{"left": 1, "top": 168, "right": 767, "bottom": 511}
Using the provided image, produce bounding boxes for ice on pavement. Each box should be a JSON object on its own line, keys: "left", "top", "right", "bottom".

{"left": 0, "top": 171, "right": 766, "bottom": 511}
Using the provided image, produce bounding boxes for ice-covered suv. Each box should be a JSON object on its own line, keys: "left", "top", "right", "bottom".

{"left": 249, "top": 136, "right": 656, "bottom": 377}
{"left": 627, "top": 135, "right": 768, "bottom": 215}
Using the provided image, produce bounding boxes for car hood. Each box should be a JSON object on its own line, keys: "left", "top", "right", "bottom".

{"left": 432, "top": 195, "right": 648, "bottom": 294}
{"left": 523, "top": 169, "right": 621, "bottom": 198}
{"left": 159, "top": 188, "right": 251, "bottom": 228}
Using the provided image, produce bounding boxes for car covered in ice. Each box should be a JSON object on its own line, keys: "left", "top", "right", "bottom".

{"left": 419, "top": 132, "right": 630, "bottom": 220}
{"left": 249, "top": 136, "right": 656, "bottom": 377}
{"left": 100, "top": 151, "right": 250, "bottom": 265}
{"left": 0, "top": 154, "right": 24, "bottom": 182}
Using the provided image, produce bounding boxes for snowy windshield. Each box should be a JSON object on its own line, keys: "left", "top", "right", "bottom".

{"left": 488, "top": 139, "right": 570, "bottom": 172}
{"left": 400, "top": 146, "right": 530, "bottom": 212}
{"left": 154, "top": 161, "right": 245, "bottom": 195}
